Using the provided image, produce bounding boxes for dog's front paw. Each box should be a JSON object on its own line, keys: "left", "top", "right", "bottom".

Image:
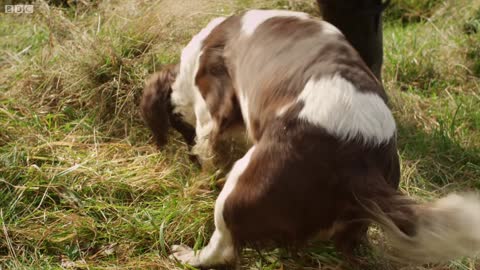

{"left": 170, "top": 244, "right": 201, "bottom": 267}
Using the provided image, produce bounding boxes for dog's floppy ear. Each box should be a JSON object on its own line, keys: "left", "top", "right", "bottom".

{"left": 140, "top": 64, "right": 179, "bottom": 148}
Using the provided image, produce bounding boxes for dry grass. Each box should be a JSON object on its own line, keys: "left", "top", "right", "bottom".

{"left": 1, "top": 0, "right": 480, "bottom": 269}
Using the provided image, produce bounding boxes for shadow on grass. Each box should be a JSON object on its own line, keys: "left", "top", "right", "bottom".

{"left": 239, "top": 240, "right": 396, "bottom": 270}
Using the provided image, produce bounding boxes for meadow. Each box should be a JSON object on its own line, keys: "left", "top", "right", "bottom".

{"left": 1, "top": 0, "right": 480, "bottom": 269}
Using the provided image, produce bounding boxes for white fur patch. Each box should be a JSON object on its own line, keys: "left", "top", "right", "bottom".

{"left": 169, "top": 17, "right": 227, "bottom": 161}
{"left": 241, "top": 9, "right": 309, "bottom": 36}
{"left": 171, "top": 17, "right": 226, "bottom": 126}
{"left": 238, "top": 94, "right": 251, "bottom": 136}
{"left": 297, "top": 74, "right": 396, "bottom": 144}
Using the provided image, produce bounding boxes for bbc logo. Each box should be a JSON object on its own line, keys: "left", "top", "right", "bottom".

{"left": 5, "top": 4, "right": 34, "bottom": 14}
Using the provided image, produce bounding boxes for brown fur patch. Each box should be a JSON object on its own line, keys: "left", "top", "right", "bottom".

{"left": 196, "top": 14, "right": 244, "bottom": 141}
{"left": 223, "top": 122, "right": 401, "bottom": 251}
{"left": 140, "top": 64, "right": 196, "bottom": 148}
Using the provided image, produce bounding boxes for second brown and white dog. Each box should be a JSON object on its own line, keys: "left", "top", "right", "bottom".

{"left": 141, "top": 10, "right": 480, "bottom": 268}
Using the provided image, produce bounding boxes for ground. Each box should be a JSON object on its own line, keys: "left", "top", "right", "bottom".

{"left": 1, "top": 0, "right": 480, "bottom": 269}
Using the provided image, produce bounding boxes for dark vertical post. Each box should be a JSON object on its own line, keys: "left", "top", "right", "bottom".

{"left": 317, "top": 0, "right": 388, "bottom": 81}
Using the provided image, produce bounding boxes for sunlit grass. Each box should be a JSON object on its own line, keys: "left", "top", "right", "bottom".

{"left": 1, "top": 0, "right": 480, "bottom": 269}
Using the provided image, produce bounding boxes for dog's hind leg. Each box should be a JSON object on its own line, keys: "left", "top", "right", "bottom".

{"left": 332, "top": 221, "right": 370, "bottom": 268}
{"left": 171, "top": 146, "right": 256, "bottom": 268}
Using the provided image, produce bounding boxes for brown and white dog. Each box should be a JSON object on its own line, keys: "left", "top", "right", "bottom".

{"left": 141, "top": 10, "right": 480, "bottom": 268}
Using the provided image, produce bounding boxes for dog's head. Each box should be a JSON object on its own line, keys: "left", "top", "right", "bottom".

{"left": 140, "top": 64, "right": 196, "bottom": 148}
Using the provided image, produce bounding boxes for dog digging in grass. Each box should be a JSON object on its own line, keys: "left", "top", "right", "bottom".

{"left": 141, "top": 10, "right": 480, "bottom": 268}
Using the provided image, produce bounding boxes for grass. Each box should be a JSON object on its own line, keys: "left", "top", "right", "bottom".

{"left": 384, "top": 0, "right": 441, "bottom": 24}
{"left": 1, "top": 0, "right": 480, "bottom": 269}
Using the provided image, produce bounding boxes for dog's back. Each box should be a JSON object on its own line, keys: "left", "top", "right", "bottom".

{"left": 224, "top": 11, "right": 391, "bottom": 142}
